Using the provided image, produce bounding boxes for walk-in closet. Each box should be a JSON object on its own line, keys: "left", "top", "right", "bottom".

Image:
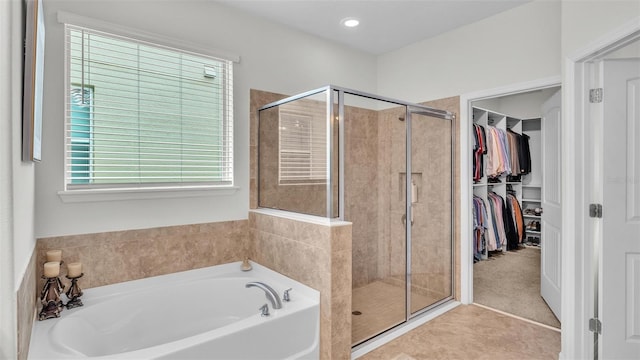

{"left": 470, "top": 87, "right": 561, "bottom": 329}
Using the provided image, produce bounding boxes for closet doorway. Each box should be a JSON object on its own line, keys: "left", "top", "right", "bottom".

{"left": 469, "top": 85, "right": 562, "bottom": 329}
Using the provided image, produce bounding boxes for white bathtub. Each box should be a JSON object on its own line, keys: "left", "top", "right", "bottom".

{"left": 29, "top": 261, "right": 320, "bottom": 359}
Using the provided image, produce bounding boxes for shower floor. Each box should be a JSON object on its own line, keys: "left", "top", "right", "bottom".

{"left": 351, "top": 279, "right": 444, "bottom": 345}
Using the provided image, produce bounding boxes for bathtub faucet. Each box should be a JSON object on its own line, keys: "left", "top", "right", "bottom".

{"left": 245, "top": 282, "right": 282, "bottom": 309}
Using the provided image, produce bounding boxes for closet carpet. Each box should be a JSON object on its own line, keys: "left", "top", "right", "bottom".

{"left": 360, "top": 304, "right": 561, "bottom": 360}
{"left": 473, "top": 246, "right": 561, "bottom": 328}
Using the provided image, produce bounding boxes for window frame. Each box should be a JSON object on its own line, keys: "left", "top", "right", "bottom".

{"left": 59, "top": 17, "right": 239, "bottom": 201}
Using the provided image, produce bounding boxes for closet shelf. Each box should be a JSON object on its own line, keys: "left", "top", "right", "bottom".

{"left": 527, "top": 230, "right": 541, "bottom": 235}
{"left": 522, "top": 198, "right": 541, "bottom": 202}
{"left": 472, "top": 106, "right": 539, "bottom": 261}
{"left": 524, "top": 214, "right": 541, "bottom": 218}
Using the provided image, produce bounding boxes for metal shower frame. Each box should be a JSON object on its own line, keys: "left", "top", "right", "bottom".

{"left": 258, "top": 84, "right": 456, "bottom": 344}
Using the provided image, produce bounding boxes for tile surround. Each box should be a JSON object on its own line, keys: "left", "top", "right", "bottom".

{"left": 17, "top": 250, "right": 37, "bottom": 360}
{"left": 249, "top": 210, "right": 353, "bottom": 359}
{"left": 36, "top": 220, "right": 249, "bottom": 290}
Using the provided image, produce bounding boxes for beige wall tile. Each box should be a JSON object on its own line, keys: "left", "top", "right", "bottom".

{"left": 17, "top": 249, "right": 37, "bottom": 360}
{"left": 37, "top": 220, "right": 249, "bottom": 290}
{"left": 250, "top": 210, "right": 352, "bottom": 360}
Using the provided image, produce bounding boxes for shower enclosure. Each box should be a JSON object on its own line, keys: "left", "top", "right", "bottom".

{"left": 258, "top": 85, "right": 454, "bottom": 347}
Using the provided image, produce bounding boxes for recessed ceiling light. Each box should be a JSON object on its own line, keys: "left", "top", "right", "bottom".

{"left": 341, "top": 17, "right": 360, "bottom": 28}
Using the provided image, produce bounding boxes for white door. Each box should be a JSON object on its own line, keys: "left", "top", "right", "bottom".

{"left": 541, "top": 90, "right": 562, "bottom": 321}
{"left": 601, "top": 58, "right": 640, "bottom": 359}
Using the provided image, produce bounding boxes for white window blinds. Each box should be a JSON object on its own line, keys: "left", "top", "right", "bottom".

{"left": 279, "top": 111, "right": 327, "bottom": 184}
{"left": 64, "top": 25, "right": 233, "bottom": 189}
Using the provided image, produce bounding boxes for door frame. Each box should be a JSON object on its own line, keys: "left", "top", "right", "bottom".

{"left": 562, "top": 17, "right": 640, "bottom": 360}
{"left": 460, "top": 75, "right": 561, "bottom": 307}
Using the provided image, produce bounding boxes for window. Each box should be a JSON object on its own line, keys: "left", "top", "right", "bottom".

{"left": 69, "top": 86, "right": 93, "bottom": 184}
{"left": 278, "top": 111, "right": 327, "bottom": 184}
{"left": 65, "top": 25, "right": 233, "bottom": 190}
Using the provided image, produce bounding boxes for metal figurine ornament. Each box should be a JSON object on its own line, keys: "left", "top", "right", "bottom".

{"left": 39, "top": 273, "right": 65, "bottom": 320}
{"left": 65, "top": 273, "right": 84, "bottom": 309}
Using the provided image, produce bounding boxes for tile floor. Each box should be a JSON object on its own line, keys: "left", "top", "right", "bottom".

{"left": 358, "top": 304, "right": 561, "bottom": 360}
{"left": 352, "top": 280, "right": 443, "bottom": 345}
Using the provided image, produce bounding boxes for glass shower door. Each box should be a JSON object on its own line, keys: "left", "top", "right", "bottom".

{"left": 407, "top": 107, "right": 454, "bottom": 315}
{"left": 345, "top": 93, "right": 407, "bottom": 346}
{"left": 339, "top": 91, "right": 454, "bottom": 347}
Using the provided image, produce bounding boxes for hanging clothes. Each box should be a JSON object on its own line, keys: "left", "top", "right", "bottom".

{"left": 506, "top": 129, "right": 522, "bottom": 176}
{"left": 503, "top": 192, "right": 522, "bottom": 250}
{"left": 472, "top": 195, "right": 488, "bottom": 261}
{"left": 471, "top": 118, "right": 532, "bottom": 257}
{"left": 487, "top": 192, "right": 507, "bottom": 250}
{"left": 486, "top": 126, "right": 511, "bottom": 179}
{"left": 483, "top": 196, "right": 498, "bottom": 252}
{"left": 472, "top": 124, "right": 487, "bottom": 182}
{"left": 506, "top": 192, "right": 526, "bottom": 243}
{"left": 519, "top": 133, "right": 532, "bottom": 174}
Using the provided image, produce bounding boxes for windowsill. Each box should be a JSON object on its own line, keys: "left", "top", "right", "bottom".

{"left": 58, "top": 185, "right": 240, "bottom": 203}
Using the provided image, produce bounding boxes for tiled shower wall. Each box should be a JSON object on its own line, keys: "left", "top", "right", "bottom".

{"left": 344, "top": 105, "right": 379, "bottom": 288}
{"left": 250, "top": 88, "right": 461, "bottom": 297}
{"left": 384, "top": 102, "right": 455, "bottom": 301}
{"left": 348, "top": 96, "right": 461, "bottom": 300}
{"left": 250, "top": 88, "right": 384, "bottom": 289}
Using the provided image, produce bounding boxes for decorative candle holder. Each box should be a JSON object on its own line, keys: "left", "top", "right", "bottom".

{"left": 65, "top": 273, "right": 84, "bottom": 309}
{"left": 38, "top": 275, "right": 64, "bottom": 320}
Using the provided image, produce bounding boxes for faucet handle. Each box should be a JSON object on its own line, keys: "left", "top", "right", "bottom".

{"left": 283, "top": 288, "right": 292, "bottom": 302}
{"left": 259, "top": 303, "right": 270, "bottom": 317}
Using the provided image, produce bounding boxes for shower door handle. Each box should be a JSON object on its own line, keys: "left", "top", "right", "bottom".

{"left": 401, "top": 214, "right": 414, "bottom": 226}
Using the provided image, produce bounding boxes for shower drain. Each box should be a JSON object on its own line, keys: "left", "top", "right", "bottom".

{"left": 352, "top": 310, "right": 362, "bottom": 315}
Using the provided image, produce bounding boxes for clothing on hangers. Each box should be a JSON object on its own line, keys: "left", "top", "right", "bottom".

{"left": 472, "top": 195, "right": 488, "bottom": 260}
{"left": 472, "top": 124, "right": 487, "bottom": 182}
{"left": 486, "top": 126, "right": 512, "bottom": 178}
{"left": 519, "top": 133, "right": 532, "bottom": 174}
{"left": 504, "top": 194, "right": 524, "bottom": 250}
{"left": 512, "top": 194, "right": 526, "bottom": 242}
{"left": 506, "top": 129, "right": 522, "bottom": 176}
{"left": 487, "top": 191, "right": 507, "bottom": 250}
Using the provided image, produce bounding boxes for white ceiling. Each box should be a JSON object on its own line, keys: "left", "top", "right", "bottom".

{"left": 215, "top": 0, "right": 532, "bottom": 55}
